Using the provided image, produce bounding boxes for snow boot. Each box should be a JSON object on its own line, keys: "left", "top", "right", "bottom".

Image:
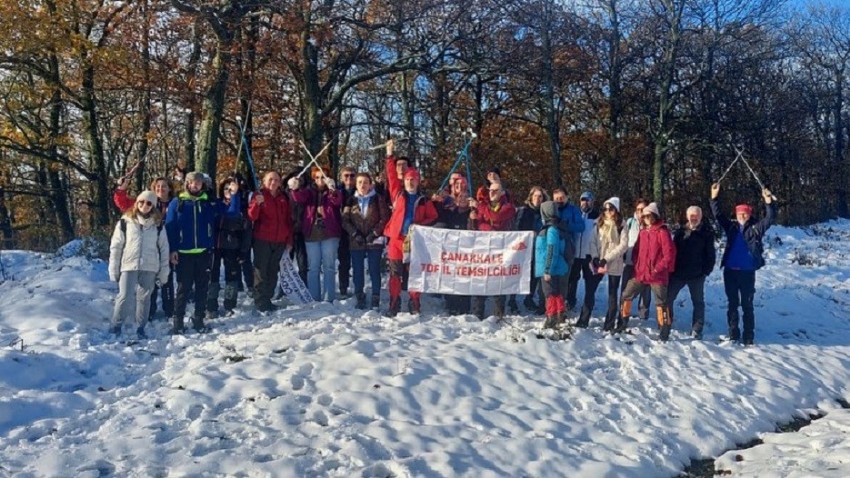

{"left": 409, "top": 293, "right": 421, "bottom": 315}
{"left": 578, "top": 305, "right": 592, "bottom": 329}
{"left": 170, "top": 316, "right": 185, "bottom": 335}
{"left": 387, "top": 295, "right": 401, "bottom": 317}
{"left": 494, "top": 299, "right": 505, "bottom": 320}
{"left": 355, "top": 293, "right": 367, "bottom": 310}
{"left": 542, "top": 315, "right": 558, "bottom": 329}
{"left": 508, "top": 296, "right": 519, "bottom": 314}
{"left": 371, "top": 294, "right": 380, "bottom": 309}
{"left": 523, "top": 296, "right": 537, "bottom": 311}
{"left": 136, "top": 326, "right": 147, "bottom": 340}
{"left": 110, "top": 325, "right": 122, "bottom": 336}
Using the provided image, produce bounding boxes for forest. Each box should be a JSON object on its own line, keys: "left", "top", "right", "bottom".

{"left": 0, "top": 0, "right": 847, "bottom": 250}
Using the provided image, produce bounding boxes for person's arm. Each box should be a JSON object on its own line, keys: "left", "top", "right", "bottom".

{"left": 660, "top": 228, "right": 677, "bottom": 275}
{"left": 108, "top": 221, "right": 125, "bottom": 282}
{"left": 341, "top": 200, "right": 358, "bottom": 237}
{"left": 112, "top": 187, "right": 135, "bottom": 212}
{"left": 752, "top": 190, "right": 776, "bottom": 237}
{"left": 385, "top": 140, "right": 402, "bottom": 201}
{"left": 565, "top": 206, "right": 585, "bottom": 233}
{"left": 156, "top": 228, "right": 170, "bottom": 284}
{"left": 372, "top": 196, "right": 391, "bottom": 239}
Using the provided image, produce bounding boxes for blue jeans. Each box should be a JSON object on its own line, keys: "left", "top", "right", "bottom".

{"left": 351, "top": 248, "right": 382, "bottom": 296}
{"left": 305, "top": 237, "right": 340, "bottom": 302}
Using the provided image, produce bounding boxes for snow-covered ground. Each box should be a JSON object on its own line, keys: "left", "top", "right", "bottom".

{"left": 1, "top": 220, "right": 849, "bottom": 477}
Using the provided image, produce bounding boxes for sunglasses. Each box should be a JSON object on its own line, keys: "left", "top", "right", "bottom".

{"left": 137, "top": 200, "right": 153, "bottom": 207}
{"left": 343, "top": 173, "right": 355, "bottom": 178}
{"left": 603, "top": 206, "right": 615, "bottom": 211}
{"left": 489, "top": 189, "right": 501, "bottom": 193}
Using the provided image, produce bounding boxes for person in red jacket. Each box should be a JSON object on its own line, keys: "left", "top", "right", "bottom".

{"left": 383, "top": 139, "right": 438, "bottom": 316}
{"left": 618, "top": 202, "right": 677, "bottom": 340}
{"left": 468, "top": 182, "right": 517, "bottom": 319}
{"left": 248, "top": 171, "right": 294, "bottom": 312}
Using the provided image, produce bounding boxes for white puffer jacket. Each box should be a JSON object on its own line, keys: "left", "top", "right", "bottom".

{"left": 108, "top": 214, "right": 170, "bottom": 284}
{"left": 589, "top": 219, "right": 630, "bottom": 276}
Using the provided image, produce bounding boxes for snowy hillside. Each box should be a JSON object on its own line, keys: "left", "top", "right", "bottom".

{"left": 1, "top": 221, "right": 849, "bottom": 477}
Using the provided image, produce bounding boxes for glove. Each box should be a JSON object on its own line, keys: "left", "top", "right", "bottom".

{"left": 323, "top": 177, "right": 336, "bottom": 190}
{"left": 591, "top": 257, "right": 600, "bottom": 268}
{"left": 287, "top": 177, "right": 300, "bottom": 190}
{"left": 365, "top": 232, "right": 377, "bottom": 243}
{"left": 586, "top": 254, "right": 592, "bottom": 262}
{"left": 599, "top": 259, "right": 607, "bottom": 267}
{"left": 353, "top": 234, "right": 367, "bottom": 247}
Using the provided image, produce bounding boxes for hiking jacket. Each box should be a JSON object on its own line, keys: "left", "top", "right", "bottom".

{"left": 624, "top": 216, "right": 641, "bottom": 265}
{"left": 515, "top": 205, "right": 543, "bottom": 233}
{"left": 575, "top": 208, "right": 600, "bottom": 258}
{"left": 165, "top": 191, "right": 240, "bottom": 253}
{"left": 711, "top": 199, "right": 776, "bottom": 270}
{"left": 248, "top": 188, "right": 293, "bottom": 245}
{"left": 535, "top": 224, "right": 568, "bottom": 277}
{"left": 342, "top": 190, "right": 390, "bottom": 250}
{"left": 383, "top": 155, "right": 438, "bottom": 239}
{"left": 591, "top": 219, "right": 629, "bottom": 276}
{"left": 633, "top": 222, "right": 676, "bottom": 285}
{"left": 109, "top": 214, "right": 170, "bottom": 284}
{"left": 671, "top": 222, "right": 716, "bottom": 280}
{"left": 471, "top": 196, "right": 516, "bottom": 231}
{"left": 291, "top": 185, "right": 344, "bottom": 239}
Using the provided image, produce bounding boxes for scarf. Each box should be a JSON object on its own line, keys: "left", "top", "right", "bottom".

{"left": 355, "top": 189, "right": 376, "bottom": 218}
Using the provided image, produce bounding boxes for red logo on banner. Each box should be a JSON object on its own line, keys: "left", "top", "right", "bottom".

{"left": 511, "top": 241, "right": 527, "bottom": 252}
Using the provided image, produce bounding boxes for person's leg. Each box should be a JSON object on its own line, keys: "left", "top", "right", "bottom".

{"left": 472, "top": 296, "right": 486, "bottom": 320}
{"left": 338, "top": 234, "right": 351, "bottom": 297}
{"left": 616, "top": 279, "right": 644, "bottom": 332}
{"left": 541, "top": 276, "right": 558, "bottom": 328}
{"left": 566, "top": 257, "right": 584, "bottom": 309}
{"left": 740, "top": 271, "right": 756, "bottom": 344}
{"left": 192, "top": 252, "right": 212, "bottom": 330}
{"left": 172, "top": 255, "right": 190, "bottom": 332}
{"left": 578, "top": 271, "right": 603, "bottom": 326}
{"left": 351, "top": 249, "right": 366, "bottom": 295}
{"left": 603, "top": 275, "right": 621, "bottom": 330}
{"left": 222, "top": 250, "right": 241, "bottom": 312}
{"left": 149, "top": 280, "right": 160, "bottom": 320}
{"left": 252, "top": 240, "right": 273, "bottom": 309}
{"left": 294, "top": 233, "right": 308, "bottom": 284}
{"left": 723, "top": 269, "right": 741, "bottom": 340}
{"left": 162, "top": 269, "right": 174, "bottom": 317}
{"left": 321, "top": 237, "right": 340, "bottom": 302}
{"left": 206, "top": 250, "right": 223, "bottom": 314}
{"left": 134, "top": 271, "right": 156, "bottom": 329}
{"left": 241, "top": 247, "right": 253, "bottom": 292}
{"left": 304, "top": 241, "right": 322, "bottom": 301}
{"left": 689, "top": 276, "right": 706, "bottom": 338}
{"left": 387, "top": 254, "right": 403, "bottom": 316}
{"left": 666, "top": 276, "right": 685, "bottom": 330}
{"left": 493, "top": 295, "right": 506, "bottom": 318}
{"left": 652, "top": 283, "right": 671, "bottom": 341}
{"left": 367, "top": 249, "right": 383, "bottom": 308}
{"left": 111, "top": 270, "right": 136, "bottom": 330}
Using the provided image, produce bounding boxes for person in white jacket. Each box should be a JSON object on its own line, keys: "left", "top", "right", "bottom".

{"left": 108, "top": 190, "right": 170, "bottom": 338}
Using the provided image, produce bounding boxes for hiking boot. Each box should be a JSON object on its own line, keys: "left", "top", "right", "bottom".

{"left": 523, "top": 296, "right": 537, "bottom": 311}
{"left": 192, "top": 317, "right": 205, "bottom": 332}
{"left": 136, "top": 326, "right": 147, "bottom": 340}
{"left": 659, "top": 324, "right": 671, "bottom": 342}
{"left": 170, "top": 316, "right": 185, "bottom": 335}
{"left": 387, "top": 296, "right": 400, "bottom": 317}
{"left": 614, "top": 316, "right": 629, "bottom": 334}
{"left": 371, "top": 295, "right": 380, "bottom": 309}
{"left": 205, "top": 310, "right": 217, "bottom": 321}
{"left": 692, "top": 330, "right": 703, "bottom": 340}
{"left": 409, "top": 297, "right": 421, "bottom": 315}
{"left": 355, "top": 293, "right": 367, "bottom": 310}
{"left": 508, "top": 297, "right": 519, "bottom": 314}
{"left": 542, "top": 315, "right": 557, "bottom": 329}
{"left": 109, "top": 325, "right": 122, "bottom": 336}
{"left": 494, "top": 301, "right": 505, "bottom": 319}
{"left": 224, "top": 309, "right": 236, "bottom": 317}
{"left": 728, "top": 328, "right": 740, "bottom": 342}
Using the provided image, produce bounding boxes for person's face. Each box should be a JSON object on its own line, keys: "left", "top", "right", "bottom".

{"left": 404, "top": 176, "right": 419, "bottom": 193}
{"left": 263, "top": 173, "right": 281, "bottom": 192}
{"left": 136, "top": 198, "right": 154, "bottom": 214}
{"left": 687, "top": 210, "right": 702, "bottom": 228}
{"left": 153, "top": 180, "right": 170, "bottom": 201}
{"left": 487, "top": 172, "right": 500, "bottom": 184}
{"left": 488, "top": 185, "right": 503, "bottom": 201}
{"left": 314, "top": 172, "right": 326, "bottom": 189}
{"left": 530, "top": 190, "right": 544, "bottom": 207}
{"left": 642, "top": 212, "right": 656, "bottom": 225}
{"left": 356, "top": 175, "right": 372, "bottom": 195}
{"left": 452, "top": 179, "right": 465, "bottom": 195}
{"left": 603, "top": 203, "right": 616, "bottom": 216}
{"left": 396, "top": 160, "right": 408, "bottom": 178}
{"left": 341, "top": 170, "right": 356, "bottom": 188}
{"left": 736, "top": 211, "right": 750, "bottom": 226}
{"left": 450, "top": 173, "right": 462, "bottom": 186}
{"left": 553, "top": 192, "right": 566, "bottom": 205}
{"left": 187, "top": 179, "right": 203, "bottom": 194}
{"left": 634, "top": 202, "right": 647, "bottom": 219}
{"left": 580, "top": 197, "right": 592, "bottom": 210}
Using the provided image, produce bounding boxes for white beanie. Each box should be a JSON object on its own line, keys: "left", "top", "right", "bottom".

{"left": 136, "top": 190, "right": 157, "bottom": 205}
{"left": 643, "top": 202, "right": 660, "bottom": 218}
{"left": 604, "top": 197, "right": 620, "bottom": 212}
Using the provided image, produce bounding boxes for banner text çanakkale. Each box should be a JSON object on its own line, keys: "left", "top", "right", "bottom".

{"left": 408, "top": 226, "right": 534, "bottom": 295}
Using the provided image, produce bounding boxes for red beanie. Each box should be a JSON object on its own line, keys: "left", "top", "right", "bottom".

{"left": 404, "top": 168, "right": 421, "bottom": 181}
{"left": 735, "top": 204, "right": 752, "bottom": 215}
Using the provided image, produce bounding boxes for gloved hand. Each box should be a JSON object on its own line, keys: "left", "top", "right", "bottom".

{"left": 586, "top": 254, "right": 593, "bottom": 263}
{"left": 599, "top": 258, "right": 607, "bottom": 267}
{"left": 365, "top": 232, "right": 377, "bottom": 243}
{"left": 353, "top": 234, "right": 367, "bottom": 247}
{"left": 287, "top": 177, "right": 300, "bottom": 190}
{"left": 591, "top": 257, "right": 600, "bottom": 268}
{"left": 323, "top": 177, "right": 336, "bottom": 190}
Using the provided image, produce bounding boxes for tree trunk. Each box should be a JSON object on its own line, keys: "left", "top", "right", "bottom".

{"left": 137, "top": 0, "right": 152, "bottom": 192}
{"left": 835, "top": 71, "right": 848, "bottom": 218}
{"left": 80, "top": 60, "right": 111, "bottom": 227}
{"left": 301, "top": 25, "right": 324, "bottom": 163}
{"left": 48, "top": 55, "right": 74, "bottom": 241}
{"left": 194, "top": 37, "right": 232, "bottom": 182}
{"left": 540, "top": 7, "right": 563, "bottom": 188}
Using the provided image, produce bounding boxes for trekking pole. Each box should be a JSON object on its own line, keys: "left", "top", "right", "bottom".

{"left": 368, "top": 137, "right": 409, "bottom": 150}
{"left": 297, "top": 141, "right": 332, "bottom": 179}
{"left": 717, "top": 148, "right": 743, "bottom": 184}
{"left": 736, "top": 147, "right": 779, "bottom": 201}
{"left": 235, "top": 102, "right": 260, "bottom": 190}
{"left": 438, "top": 129, "right": 477, "bottom": 195}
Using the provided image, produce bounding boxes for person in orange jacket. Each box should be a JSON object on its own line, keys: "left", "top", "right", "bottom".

{"left": 383, "top": 139, "right": 438, "bottom": 316}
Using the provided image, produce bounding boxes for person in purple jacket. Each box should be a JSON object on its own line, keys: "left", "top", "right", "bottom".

{"left": 289, "top": 166, "right": 344, "bottom": 302}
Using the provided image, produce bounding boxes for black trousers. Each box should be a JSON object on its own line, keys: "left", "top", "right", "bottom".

{"left": 292, "top": 233, "right": 308, "bottom": 284}
{"left": 253, "top": 239, "right": 287, "bottom": 309}
{"left": 207, "top": 249, "right": 242, "bottom": 312}
{"left": 338, "top": 233, "right": 351, "bottom": 294}
{"left": 149, "top": 270, "right": 174, "bottom": 318}
{"left": 668, "top": 275, "right": 707, "bottom": 334}
{"left": 174, "top": 251, "right": 211, "bottom": 322}
{"left": 566, "top": 256, "right": 594, "bottom": 309}
{"left": 723, "top": 269, "right": 756, "bottom": 342}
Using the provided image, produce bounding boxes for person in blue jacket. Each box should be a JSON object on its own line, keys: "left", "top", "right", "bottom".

{"left": 710, "top": 183, "right": 775, "bottom": 345}
{"left": 165, "top": 171, "right": 241, "bottom": 334}
{"left": 551, "top": 188, "right": 586, "bottom": 269}
{"left": 535, "top": 201, "right": 570, "bottom": 329}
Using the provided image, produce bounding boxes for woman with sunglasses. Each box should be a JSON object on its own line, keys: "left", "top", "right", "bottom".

{"left": 289, "top": 166, "right": 344, "bottom": 302}
{"left": 578, "top": 198, "right": 629, "bottom": 330}
{"left": 108, "top": 191, "right": 171, "bottom": 338}
{"left": 342, "top": 172, "right": 390, "bottom": 310}
{"left": 618, "top": 202, "right": 676, "bottom": 340}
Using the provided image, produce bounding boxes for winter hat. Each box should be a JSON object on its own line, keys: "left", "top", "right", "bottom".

{"left": 185, "top": 171, "right": 205, "bottom": 187}
{"left": 540, "top": 201, "right": 560, "bottom": 222}
{"left": 487, "top": 167, "right": 501, "bottom": 177}
{"left": 642, "top": 202, "right": 660, "bottom": 218}
{"left": 604, "top": 197, "right": 620, "bottom": 212}
{"left": 735, "top": 204, "right": 752, "bottom": 215}
{"left": 580, "top": 191, "right": 594, "bottom": 201}
{"left": 404, "top": 168, "right": 421, "bottom": 181}
{"left": 136, "top": 190, "right": 157, "bottom": 205}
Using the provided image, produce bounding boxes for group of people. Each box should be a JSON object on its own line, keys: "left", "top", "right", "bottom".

{"left": 107, "top": 139, "right": 777, "bottom": 345}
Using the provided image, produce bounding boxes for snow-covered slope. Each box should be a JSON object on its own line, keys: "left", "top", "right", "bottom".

{"left": 1, "top": 221, "right": 849, "bottom": 477}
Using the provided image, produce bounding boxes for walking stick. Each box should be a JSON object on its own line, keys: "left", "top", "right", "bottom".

{"left": 735, "top": 146, "right": 779, "bottom": 201}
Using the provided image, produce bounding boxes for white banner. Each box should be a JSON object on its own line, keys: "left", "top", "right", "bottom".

{"left": 408, "top": 226, "right": 534, "bottom": 295}
{"left": 278, "top": 253, "right": 314, "bottom": 304}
